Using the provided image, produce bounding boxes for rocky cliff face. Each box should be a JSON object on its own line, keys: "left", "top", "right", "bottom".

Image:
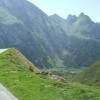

{"left": 0, "top": 0, "right": 68, "bottom": 69}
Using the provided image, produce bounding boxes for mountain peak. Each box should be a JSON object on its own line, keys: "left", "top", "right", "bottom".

{"left": 51, "top": 14, "right": 60, "bottom": 17}
{"left": 79, "top": 12, "right": 85, "bottom": 17}
{"left": 50, "top": 14, "right": 66, "bottom": 23}
{"left": 66, "top": 14, "right": 77, "bottom": 24}
{"left": 50, "top": 14, "right": 65, "bottom": 20}
{"left": 78, "top": 13, "right": 92, "bottom": 22}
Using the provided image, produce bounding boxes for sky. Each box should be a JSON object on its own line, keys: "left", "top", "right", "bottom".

{"left": 28, "top": 0, "right": 100, "bottom": 22}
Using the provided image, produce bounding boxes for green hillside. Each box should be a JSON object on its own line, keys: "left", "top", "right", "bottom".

{"left": 0, "top": 49, "right": 100, "bottom": 100}
{"left": 73, "top": 62, "right": 100, "bottom": 86}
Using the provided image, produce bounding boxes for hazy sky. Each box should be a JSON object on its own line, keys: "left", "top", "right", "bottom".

{"left": 28, "top": 0, "right": 100, "bottom": 22}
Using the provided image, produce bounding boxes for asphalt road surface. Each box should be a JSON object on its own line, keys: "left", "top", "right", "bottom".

{"left": 0, "top": 84, "right": 18, "bottom": 100}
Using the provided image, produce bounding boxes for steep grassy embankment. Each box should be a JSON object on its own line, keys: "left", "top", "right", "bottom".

{"left": 0, "top": 49, "right": 100, "bottom": 100}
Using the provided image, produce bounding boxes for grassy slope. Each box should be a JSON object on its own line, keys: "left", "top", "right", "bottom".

{"left": 0, "top": 49, "right": 100, "bottom": 100}
{"left": 73, "top": 62, "right": 100, "bottom": 86}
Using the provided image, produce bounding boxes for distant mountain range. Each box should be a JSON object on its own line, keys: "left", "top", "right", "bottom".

{"left": 0, "top": 0, "right": 100, "bottom": 73}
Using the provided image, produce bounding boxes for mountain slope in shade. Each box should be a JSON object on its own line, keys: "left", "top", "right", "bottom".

{"left": 51, "top": 12, "right": 100, "bottom": 68}
{"left": 0, "top": 0, "right": 100, "bottom": 73}
{"left": 0, "top": 0, "right": 69, "bottom": 69}
{"left": 0, "top": 48, "right": 100, "bottom": 100}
